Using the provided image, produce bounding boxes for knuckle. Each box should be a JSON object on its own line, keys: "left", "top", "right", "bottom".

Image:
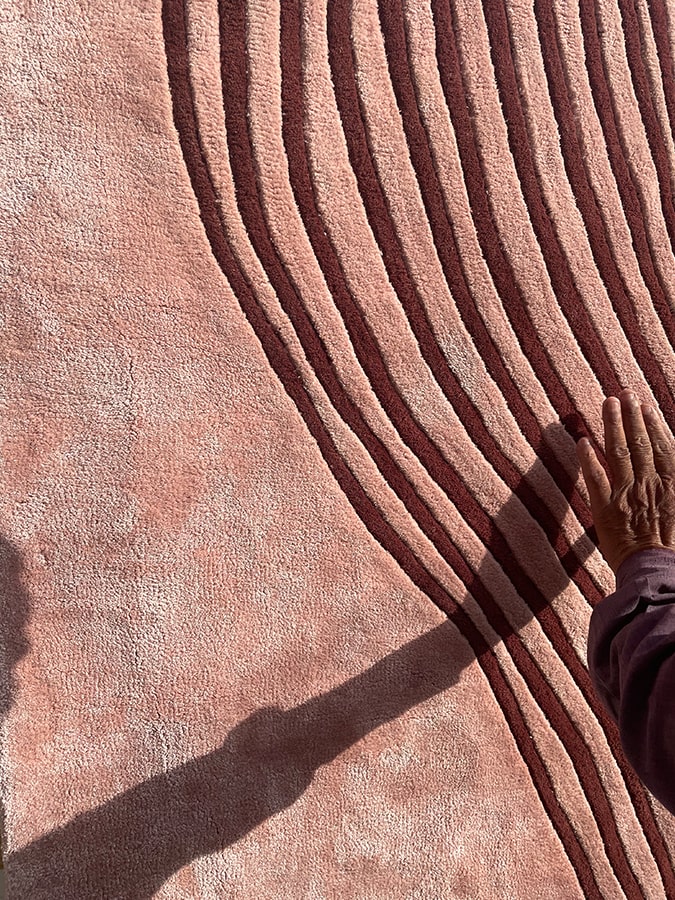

{"left": 652, "top": 437, "right": 675, "bottom": 456}
{"left": 609, "top": 444, "right": 631, "bottom": 459}
{"left": 628, "top": 435, "right": 651, "bottom": 454}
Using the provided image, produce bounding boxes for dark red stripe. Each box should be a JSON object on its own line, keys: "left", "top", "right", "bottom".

{"left": 648, "top": 0, "right": 675, "bottom": 163}
{"left": 576, "top": 0, "right": 675, "bottom": 357}
{"left": 617, "top": 0, "right": 675, "bottom": 256}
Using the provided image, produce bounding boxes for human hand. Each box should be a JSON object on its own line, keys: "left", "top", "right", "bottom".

{"left": 577, "top": 388, "right": 675, "bottom": 575}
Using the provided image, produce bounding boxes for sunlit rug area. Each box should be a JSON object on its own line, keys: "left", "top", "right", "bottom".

{"left": 3, "top": 0, "right": 675, "bottom": 897}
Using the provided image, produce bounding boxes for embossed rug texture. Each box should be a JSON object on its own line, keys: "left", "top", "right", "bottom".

{"left": 3, "top": 0, "right": 675, "bottom": 897}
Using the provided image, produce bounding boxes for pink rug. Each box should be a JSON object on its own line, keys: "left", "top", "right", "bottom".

{"left": 3, "top": 0, "right": 675, "bottom": 896}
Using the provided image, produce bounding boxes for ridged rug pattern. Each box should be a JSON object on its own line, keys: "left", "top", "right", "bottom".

{"left": 2, "top": 0, "right": 675, "bottom": 897}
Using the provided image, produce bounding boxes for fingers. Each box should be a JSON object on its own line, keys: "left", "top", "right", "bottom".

{"left": 605, "top": 390, "right": 655, "bottom": 483}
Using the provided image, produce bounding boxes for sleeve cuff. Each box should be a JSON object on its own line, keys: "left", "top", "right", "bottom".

{"left": 615, "top": 547, "right": 675, "bottom": 589}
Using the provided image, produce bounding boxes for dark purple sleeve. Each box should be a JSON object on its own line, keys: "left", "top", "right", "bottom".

{"left": 587, "top": 547, "right": 675, "bottom": 814}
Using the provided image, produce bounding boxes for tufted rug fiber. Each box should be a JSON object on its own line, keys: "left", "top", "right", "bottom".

{"left": 3, "top": 0, "right": 675, "bottom": 897}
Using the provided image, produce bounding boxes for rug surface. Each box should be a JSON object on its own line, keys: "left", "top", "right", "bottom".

{"left": 2, "top": 0, "right": 675, "bottom": 897}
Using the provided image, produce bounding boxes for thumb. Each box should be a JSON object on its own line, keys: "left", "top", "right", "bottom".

{"left": 577, "top": 437, "right": 612, "bottom": 514}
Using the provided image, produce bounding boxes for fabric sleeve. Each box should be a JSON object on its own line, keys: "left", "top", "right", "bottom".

{"left": 587, "top": 547, "right": 675, "bottom": 814}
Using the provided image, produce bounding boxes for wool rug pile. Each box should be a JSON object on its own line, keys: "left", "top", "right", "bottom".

{"left": 3, "top": 0, "right": 675, "bottom": 897}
